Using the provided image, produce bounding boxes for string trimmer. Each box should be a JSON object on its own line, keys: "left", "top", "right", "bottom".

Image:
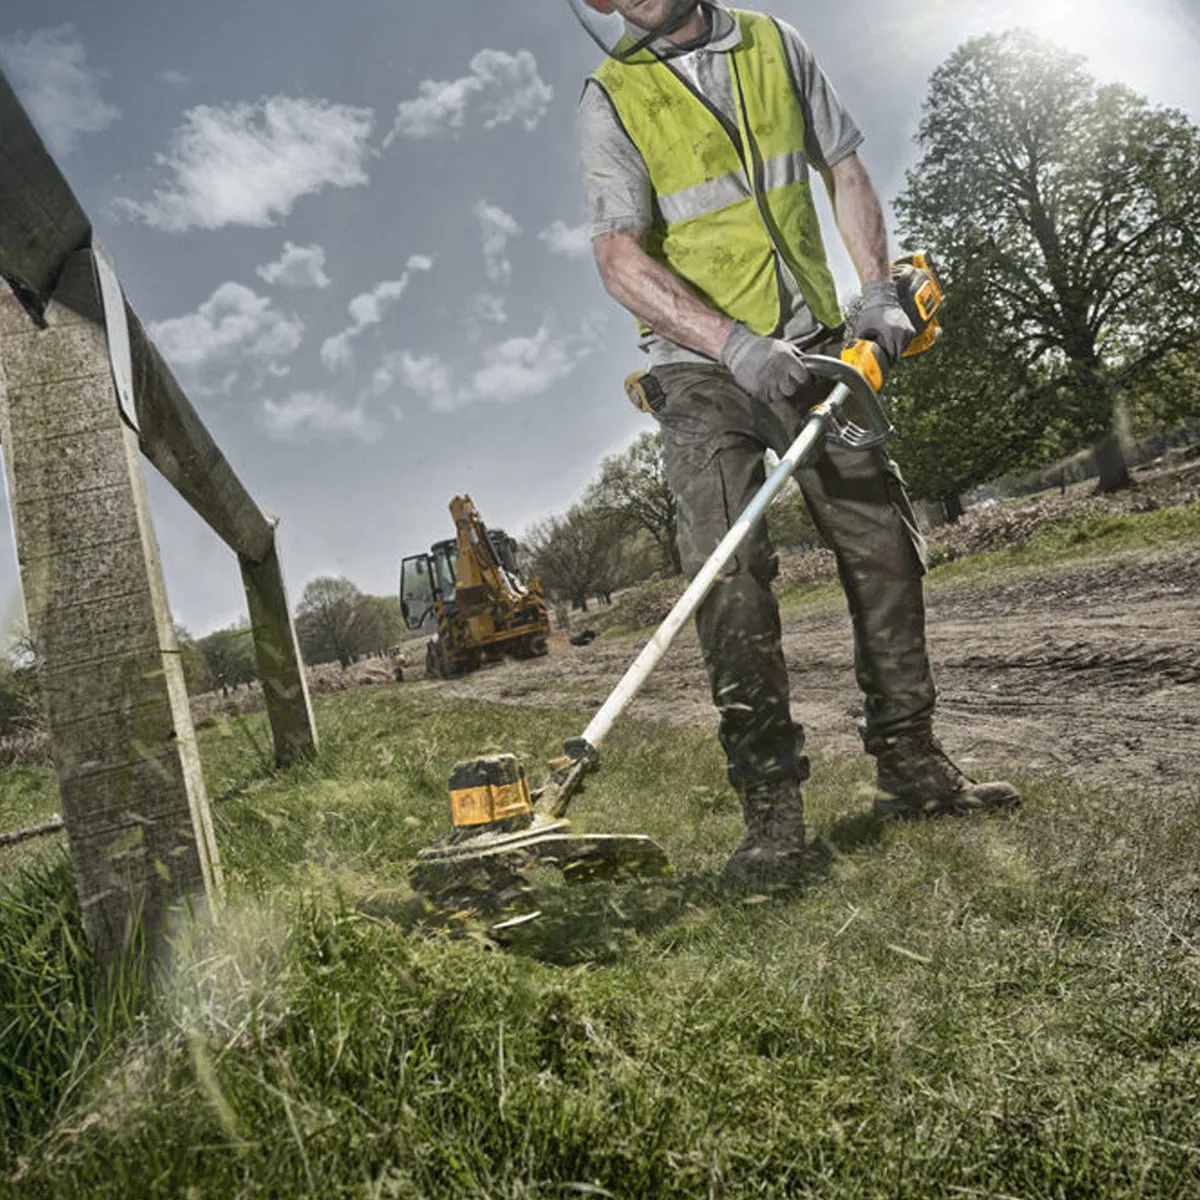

{"left": 410, "top": 253, "right": 945, "bottom": 908}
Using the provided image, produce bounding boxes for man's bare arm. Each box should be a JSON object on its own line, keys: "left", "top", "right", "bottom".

{"left": 821, "top": 153, "right": 891, "bottom": 285}
{"left": 592, "top": 230, "right": 732, "bottom": 359}
{"left": 822, "top": 152, "right": 916, "bottom": 361}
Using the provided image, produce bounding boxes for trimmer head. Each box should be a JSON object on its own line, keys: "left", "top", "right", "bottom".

{"left": 410, "top": 753, "right": 669, "bottom": 908}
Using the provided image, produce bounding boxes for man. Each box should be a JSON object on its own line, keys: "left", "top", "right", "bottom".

{"left": 574, "top": 0, "right": 1020, "bottom": 884}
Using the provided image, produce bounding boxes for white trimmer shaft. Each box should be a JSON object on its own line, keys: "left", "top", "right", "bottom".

{"left": 579, "top": 379, "right": 852, "bottom": 753}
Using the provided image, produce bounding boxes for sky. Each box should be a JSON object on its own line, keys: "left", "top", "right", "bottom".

{"left": 0, "top": 0, "right": 1196, "bottom": 639}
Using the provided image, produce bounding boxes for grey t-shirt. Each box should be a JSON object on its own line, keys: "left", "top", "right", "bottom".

{"left": 578, "top": 2, "right": 863, "bottom": 365}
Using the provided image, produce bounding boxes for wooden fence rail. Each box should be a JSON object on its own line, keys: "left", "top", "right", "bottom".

{"left": 0, "top": 68, "right": 318, "bottom": 963}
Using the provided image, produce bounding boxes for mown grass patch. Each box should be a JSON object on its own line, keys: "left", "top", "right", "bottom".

{"left": 922, "top": 501, "right": 1200, "bottom": 589}
{"left": 2, "top": 683, "right": 1198, "bottom": 1197}
{"left": 770, "top": 499, "right": 1200, "bottom": 616}
{"left": 0, "top": 770, "right": 60, "bottom": 871}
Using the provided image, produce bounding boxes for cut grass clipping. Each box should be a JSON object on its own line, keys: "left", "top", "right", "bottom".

{"left": 3, "top": 685, "right": 1199, "bottom": 1197}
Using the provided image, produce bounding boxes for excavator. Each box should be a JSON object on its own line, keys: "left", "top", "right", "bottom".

{"left": 399, "top": 495, "right": 552, "bottom": 679}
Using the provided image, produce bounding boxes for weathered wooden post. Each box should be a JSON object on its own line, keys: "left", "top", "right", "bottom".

{"left": 0, "top": 65, "right": 319, "bottom": 959}
{"left": 0, "top": 253, "right": 221, "bottom": 961}
{"left": 122, "top": 314, "right": 318, "bottom": 768}
{"left": 241, "top": 539, "right": 319, "bottom": 767}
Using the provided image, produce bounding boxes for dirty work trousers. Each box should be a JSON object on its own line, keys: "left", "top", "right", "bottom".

{"left": 650, "top": 360, "right": 938, "bottom": 790}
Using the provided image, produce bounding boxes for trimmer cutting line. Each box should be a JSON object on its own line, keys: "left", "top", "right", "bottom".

{"left": 410, "top": 254, "right": 945, "bottom": 906}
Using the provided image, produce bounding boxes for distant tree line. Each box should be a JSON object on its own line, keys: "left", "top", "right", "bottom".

{"left": 519, "top": 432, "right": 820, "bottom": 613}
{"left": 0, "top": 581, "right": 409, "bottom": 739}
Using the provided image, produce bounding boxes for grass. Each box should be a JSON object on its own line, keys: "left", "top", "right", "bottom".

{"left": 2, "top": 682, "right": 1199, "bottom": 1198}
{"left": 922, "top": 502, "right": 1200, "bottom": 590}
{"left": 774, "top": 500, "right": 1200, "bottom": 615}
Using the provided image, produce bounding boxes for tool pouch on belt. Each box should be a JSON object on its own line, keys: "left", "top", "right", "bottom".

{"left": 625, "top": 371, "right": 667, "bottom": 414}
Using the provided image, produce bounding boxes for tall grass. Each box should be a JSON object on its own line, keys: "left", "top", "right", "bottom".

{"left": 2, "top": 683, "right": 1198, "bottom": 1197}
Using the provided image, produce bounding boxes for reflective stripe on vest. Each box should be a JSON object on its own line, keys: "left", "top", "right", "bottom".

{"left": 592, "top": 9, "right": 843, "bottom": 337}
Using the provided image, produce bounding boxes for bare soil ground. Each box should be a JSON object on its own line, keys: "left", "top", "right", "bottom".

{"left": 423, "top": 541, "right": 1200, "bottom": 800}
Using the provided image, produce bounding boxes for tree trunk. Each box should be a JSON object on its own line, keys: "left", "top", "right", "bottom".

{"left": 667, "top": 528, "right": 683, "bottom": 576}
{"left": 1093, "top": 432, "right": 1131, "bottom": 492}
{"left": 941, "top": 492, "right": 965, "bottom": 523}
{"left": 1093, "top": 394, "right": 1133, "bottom": 493}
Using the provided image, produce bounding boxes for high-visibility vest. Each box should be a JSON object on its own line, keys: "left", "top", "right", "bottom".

{"left": 592, "top": 9, "right": 843, "bottom": 337}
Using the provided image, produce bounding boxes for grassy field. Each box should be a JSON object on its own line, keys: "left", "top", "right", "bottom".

{"left": 2, "top": 676, "right": 1199, "bottom": 1197}
{"left": 775, "top": 499, "right": 1200, "bottom": 614}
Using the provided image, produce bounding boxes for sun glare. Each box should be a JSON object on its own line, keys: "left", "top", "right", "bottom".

{"left": 885, "top": 0, "right": 1199, "bottom": 117}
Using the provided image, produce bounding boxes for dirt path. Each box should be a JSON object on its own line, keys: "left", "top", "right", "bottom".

{"left": 424, "top": 546, "right": 1200, "bottom": 797}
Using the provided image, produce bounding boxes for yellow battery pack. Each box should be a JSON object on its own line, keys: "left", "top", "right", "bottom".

{"left": 448, "top": 753, "right": 534, "bottom": 828}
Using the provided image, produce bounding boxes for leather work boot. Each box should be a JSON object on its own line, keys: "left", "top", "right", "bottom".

{"left": 871, "top": 732, "right": 1021, "bottom": 820}
{"left": 723, "top": 778, "right": 808, "bottom": 886}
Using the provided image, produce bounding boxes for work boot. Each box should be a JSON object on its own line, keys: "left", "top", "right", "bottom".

{"left": 723, "top": 778, "right": 808, "bottom": 887}
{"left": 870, "top": 731, "right": 1021, "bottom": 820}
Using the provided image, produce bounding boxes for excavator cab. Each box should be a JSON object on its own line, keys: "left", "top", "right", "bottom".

{"left": 400, "top": 540, "right": 458, "bottom": 632}
{"left": 399, "top": 496, "right": 551, "bottom": 678}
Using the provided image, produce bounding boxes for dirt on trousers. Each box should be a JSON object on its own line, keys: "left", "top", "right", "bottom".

{"left": 422, "top": 546, "right": 1200, "bottom": 800}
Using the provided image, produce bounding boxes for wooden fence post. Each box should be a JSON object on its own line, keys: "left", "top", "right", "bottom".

{"left": 240, "top": 537, "right": 318, "bottom": 767}
{"left": 0, "top": 252, "right": 220, "bottom": 962}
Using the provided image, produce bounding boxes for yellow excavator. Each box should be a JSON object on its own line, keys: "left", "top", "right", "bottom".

{"left": 400, "top": 495, "right": 551, "bottom": 679}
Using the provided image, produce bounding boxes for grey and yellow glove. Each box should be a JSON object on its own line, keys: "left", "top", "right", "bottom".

{"left": 720, "top": 322, "right": 811, "bottom": 404}
{"left": 856, "top": 280, "right": 916, "bottom": 366}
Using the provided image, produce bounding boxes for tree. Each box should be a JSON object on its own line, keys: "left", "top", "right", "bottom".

{"left": 296, "top": 576, "right": 387, "bottom": 667}
{"left": 895, "top": 30, "right": 1200, "bottom": 492}
{"left": 881, "top": 280, "right": 1063, "bottom": 519}
{"left": 0, "top": 620, "right": 41, "bottom": 737}
{"left": 362, "top": 595, "right": 407, "bottom": 650}
{"left": 523, "top": 505, "right": 622, "bottom": 612}
{"left": 173, "top": 624, "right": 214, "bottom": 694}
{"left": 585, "top": 432, "right": 682, "bottom": 575}
{"left": 197, "top": 623, "right": 259, "bottom": 692}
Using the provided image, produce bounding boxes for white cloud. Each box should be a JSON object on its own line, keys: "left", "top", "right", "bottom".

{"left": 256, "top": 242, "right": 331, "bottom": 289}
{"left": 0, "top": 25, "right": 119, "bottom": 157}
{"left": 539, "top": 220, "right": 591, "bottom": 259}
{"left": 475, "top": 201, "right": 522, "bottom": 282}
{"left": 320, "top": 254, "right": 433, "bottom": 371}
{"left": 113, "top": 96, "right": 374, "bottom": 232}
{"left": 385, "top": 48, "right": 551, "bottom": 144}
{"left": 471, "top": 49, "right": 554, "bottom": 130}
{"left": 472, "top": 292, "right": 508, "bottom": 324}
{"left": 399, "top": 322, "right": 594, "bottom": 413}
{"left": 149, "top": 282, "right": 303, "bottom": 392}
{"left": 469, "top": 290, "right": 508, "bottom": 337}
{"left": 320, "top": 331, "right": 355, "bottom": 373}
{"left": 398, "top": 352, "right": 456, "bottom": 409}
{"left": 367, "top": 353, "right": 405, "bottom": 400}
{"left": 347, "top": 279, "right": 409, "bottom": 327}
{"left": 385, "top": 76, "right": 479, "bottom": 141}
{"left": 159, "top": 69, "right": 188, "bottom": 87}
{"left": 262, "top": 391, "right": 381, "bottom": 443}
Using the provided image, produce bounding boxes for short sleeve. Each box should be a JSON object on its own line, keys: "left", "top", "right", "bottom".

{"left": 577, "top": 80, "right": 654, "bottom": 238}
{"left": 772, "top": 20, "right": 864, "bottom": 170}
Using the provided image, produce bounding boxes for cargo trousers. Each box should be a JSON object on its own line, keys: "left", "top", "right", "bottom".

{"left": 650, "top": 358, "right": 938, "bottom": 790}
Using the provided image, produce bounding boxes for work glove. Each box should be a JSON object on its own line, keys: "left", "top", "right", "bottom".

{"left": 720, "top": 322, "right": 811, "bottom": 404}
{"left": 855, "top": 279, "right": 916, "bottom": 367}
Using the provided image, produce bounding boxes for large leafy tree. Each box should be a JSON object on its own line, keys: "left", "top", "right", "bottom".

{"left": 296, "top": 576, "right": 387, "bottom": 668}
{"left": 523, "top": 505, "right": 622, "bottom": 612}
{"left": 585, "top": 432, "right": 681, "bottom": 576}
{"left": 895, "top": 30, "right": 1200, "bottom": 492}
{"left": 197, "top": 623, "right": 259, "bottom": 691}
{"left": 883, "top": 275, "right": 1059, "bottom": 518}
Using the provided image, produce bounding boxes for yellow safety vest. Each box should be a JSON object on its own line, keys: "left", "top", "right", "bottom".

{"left": 592, "top": 9, "right": 843, "bottom": 337}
